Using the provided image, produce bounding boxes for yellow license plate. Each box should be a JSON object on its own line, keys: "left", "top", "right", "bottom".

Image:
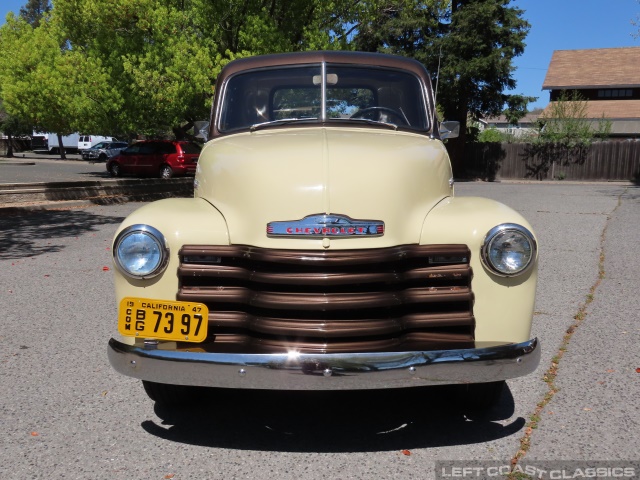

{"left": 118, "top": 297, "right": 208, "bottom": 343}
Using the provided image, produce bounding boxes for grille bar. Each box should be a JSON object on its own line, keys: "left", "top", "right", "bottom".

{"left": 206, "top": 311, "right": 473, "bottom": 337}
{"left": 178, "top": 263, "right": 471, "bottom": 286}
{"left": 178, "top": 244, "right": 474, "bottom": 353}
{"left": 178, "top": 286, "right": 471, "bottom": 310}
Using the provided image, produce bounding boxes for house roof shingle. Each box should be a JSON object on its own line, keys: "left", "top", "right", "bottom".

{"left": 542, "top": 47, "right": 640, "bottom": 90}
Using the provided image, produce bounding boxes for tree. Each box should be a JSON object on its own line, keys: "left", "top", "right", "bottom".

{"left": 0, "top": 13, "right": 120, "bottom": 158}
{"left": 19, "top": 0, "right": 51, "bottom": 27}
{"left": 525, "top": 91, "right": 612, "bottom": 179}
{"left": 0, "top": 100, "right": 32, "bottom": 157}
{"left": 537, "top": 90, "right": 611, "bottom": 147}
{"left": 2, "top": 0, "right": 533, "bottom": 150}
{"left": 49, "top": 0, "right": 351, "bottom": 139}
{"left": 351, "top": 0, "right": 533, "bottom": 175}
{"left": 477, "top": 127, "right": 507, "bottom": 143}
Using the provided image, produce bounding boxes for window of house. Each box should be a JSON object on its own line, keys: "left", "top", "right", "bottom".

{"left": 598, "top": 89, "right": 633, "bottom": 98}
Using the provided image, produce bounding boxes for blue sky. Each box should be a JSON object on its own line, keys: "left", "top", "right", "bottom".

{"left": 511, "top": 0, "right": 640, "bottom": 108}
{"left": 2, "top": 0, "right": 639, "bottom": 110}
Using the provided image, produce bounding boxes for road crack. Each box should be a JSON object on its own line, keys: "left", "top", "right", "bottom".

{"left": 508, "top": 188, "right": 627, "bottom": 475}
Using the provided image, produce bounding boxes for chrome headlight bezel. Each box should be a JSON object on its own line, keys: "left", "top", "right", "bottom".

{"left": 113, "top": 224, "right": 169, "bottom": 280}
{"left": 481, "top": 223, "right": 537, "bottom": 277}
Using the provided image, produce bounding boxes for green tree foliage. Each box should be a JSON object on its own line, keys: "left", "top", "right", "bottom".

{"left": 477, "top": 127, "right": 507, "bottom": 143}
{"left": 351, "top": 0, "right": 532, "bottom": 172}
{"left": 0, "top": 13, "right": 120, "bottom": 157}
{"left": 0, "top": 99, "right": 32, "bottom": 157}
{"left": 1, "top": 0, "right": 534, "bottom": 151}
{"left": 537, "top": 91, "right": 611, "bottom": 147}
{"left": 32, "top": 0, "right": 350, "bottom": 139}
{"left": 524, "top": 91, "right": 612, "bottom": 180}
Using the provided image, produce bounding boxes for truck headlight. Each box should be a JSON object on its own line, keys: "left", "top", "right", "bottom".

{"left": 113, "top": 225, "right": 169, "bottom": 279}
{"left": 481, "top": 224, "right": 536, "bottom": 277}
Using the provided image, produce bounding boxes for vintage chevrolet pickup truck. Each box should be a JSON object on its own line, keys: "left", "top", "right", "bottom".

{"left": 107, "top": 51, "right": 540, "bottom": 408}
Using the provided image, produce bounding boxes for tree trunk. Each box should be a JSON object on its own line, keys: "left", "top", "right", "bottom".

{"left": 57, "top": 133, "right": 66, "bottom": 159}
{"left": 443, "top": 106, "right": 468, "bottom": 179}
{"left": 6, "top": 133, "right": 14, "bottom": 158}
{"left": 172, "top": 121, "right": 194, "bottom": 141}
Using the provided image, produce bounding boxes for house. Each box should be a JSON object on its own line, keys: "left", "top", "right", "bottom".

{"left": 542, "top": 47, "right": 640, "bottom": 139}
{"left": 478, "top": 112, "right": 540, "bottom": 138}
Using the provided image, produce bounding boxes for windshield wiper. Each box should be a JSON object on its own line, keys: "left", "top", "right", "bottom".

{"left": 250, "top": 117, "right": 399, "bottom": 132}
{"left": 342, "top": 118, "right": 398, "bottom": 130}
{"left": 249, "top": 118, "right": 316, "bottom": 132}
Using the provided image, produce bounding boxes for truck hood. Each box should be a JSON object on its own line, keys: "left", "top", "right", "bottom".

{"left": 195, "top": 127, "right": 453, "bottom": 249}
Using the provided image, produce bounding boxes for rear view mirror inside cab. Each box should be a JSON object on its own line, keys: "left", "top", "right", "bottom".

{"left": 312, "top": 74, "right": 338, "bottom": 85}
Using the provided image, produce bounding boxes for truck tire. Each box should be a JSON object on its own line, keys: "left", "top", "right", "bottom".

{"left": 142, "top": 381, "right": 200, "bottom": 406}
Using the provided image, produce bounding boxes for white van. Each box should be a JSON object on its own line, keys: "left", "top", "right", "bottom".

{"left": 78, "top": 135, "right": 115, "bottom": 151}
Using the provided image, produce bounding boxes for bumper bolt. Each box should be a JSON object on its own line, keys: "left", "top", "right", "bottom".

{"left": 238, "top": 368, "right": 247, "bottom": 377}
{"left": 323, "top": 368, "right": 333, "bottom": 377}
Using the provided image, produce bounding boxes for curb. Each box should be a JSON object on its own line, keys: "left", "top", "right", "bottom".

{"left": 0, "top": 178, "right": 194, "bottom": 212}
{"left": 0, "top": 161, "right": 36, "bottom": 166}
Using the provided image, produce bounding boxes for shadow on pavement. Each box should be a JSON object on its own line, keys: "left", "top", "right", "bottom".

{"left": 0, "top": 208, "right": 125, "bottom": 260}
{"left": 142, "top": 386, "right": 524, "bottom": 452}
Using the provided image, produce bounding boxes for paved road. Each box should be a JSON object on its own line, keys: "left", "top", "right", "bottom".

{"left": 0, "top": 183, "right": 638, "bottom": 479}
{"left": 0, "top": 154, "right": 109, "bottom": 184}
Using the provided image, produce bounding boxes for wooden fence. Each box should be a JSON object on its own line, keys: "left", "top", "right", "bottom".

{"left": 464, "top": 141, "right": 640, "bottom": 182}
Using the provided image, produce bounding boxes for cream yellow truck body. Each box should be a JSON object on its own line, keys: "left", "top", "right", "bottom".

{"left": 108, "top": 51, "right": 539, "bottom": 406}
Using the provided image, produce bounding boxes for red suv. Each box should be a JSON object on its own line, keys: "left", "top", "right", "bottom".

{"left": 107, "top": 140, "right": 201, "bottom": 178}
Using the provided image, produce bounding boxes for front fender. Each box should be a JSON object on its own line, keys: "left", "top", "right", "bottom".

{"left": 112, "top": 198, "right": 229, "bottom": 344}
{"left": 420, "top": 197, "right": 538, "bottom": 344}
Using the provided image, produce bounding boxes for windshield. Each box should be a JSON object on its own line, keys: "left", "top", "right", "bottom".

{"left": 218, "top": 64, "right": 429, "bottom": 132}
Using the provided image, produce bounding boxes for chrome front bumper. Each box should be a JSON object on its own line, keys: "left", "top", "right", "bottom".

{"left": 108, "top": 337, "right": 540, "bottom": 390}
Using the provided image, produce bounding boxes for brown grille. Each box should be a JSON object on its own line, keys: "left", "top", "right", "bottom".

{"left": 177, "top": 245, "right": 474, "bottom": 353}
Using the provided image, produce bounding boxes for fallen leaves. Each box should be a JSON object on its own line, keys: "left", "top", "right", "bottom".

{"left": 636, "top": 368, "right": 640, "bottom": 374}
{"left": 30, "top": 432, "right": 39, "bottom": 437}
{"left": 401, "top": 449, "right": 411, "bottom": 456}
{"left": 102, "top": 266, "right": 110, "bottom": 271}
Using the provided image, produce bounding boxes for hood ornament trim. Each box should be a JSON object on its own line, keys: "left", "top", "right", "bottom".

{"left": 267, "top": 214, "right": 384, "bottom": 238}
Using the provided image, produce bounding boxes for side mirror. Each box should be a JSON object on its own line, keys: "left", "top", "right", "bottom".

{"left": 194, "top": 120, "right": 210, "bottom": 141}
{"left": 439, "top": 121, "right": 460, "bottom": 139}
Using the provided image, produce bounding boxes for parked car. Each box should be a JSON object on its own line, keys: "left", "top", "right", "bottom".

{"left": 81, "top": 141, "right": 128, "bottom": 161}
{"left": 106, "top": 140, "right": 201, "bottom": 178}
{"left": 108, "top": 51, "right": 540, "bottom": 409}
